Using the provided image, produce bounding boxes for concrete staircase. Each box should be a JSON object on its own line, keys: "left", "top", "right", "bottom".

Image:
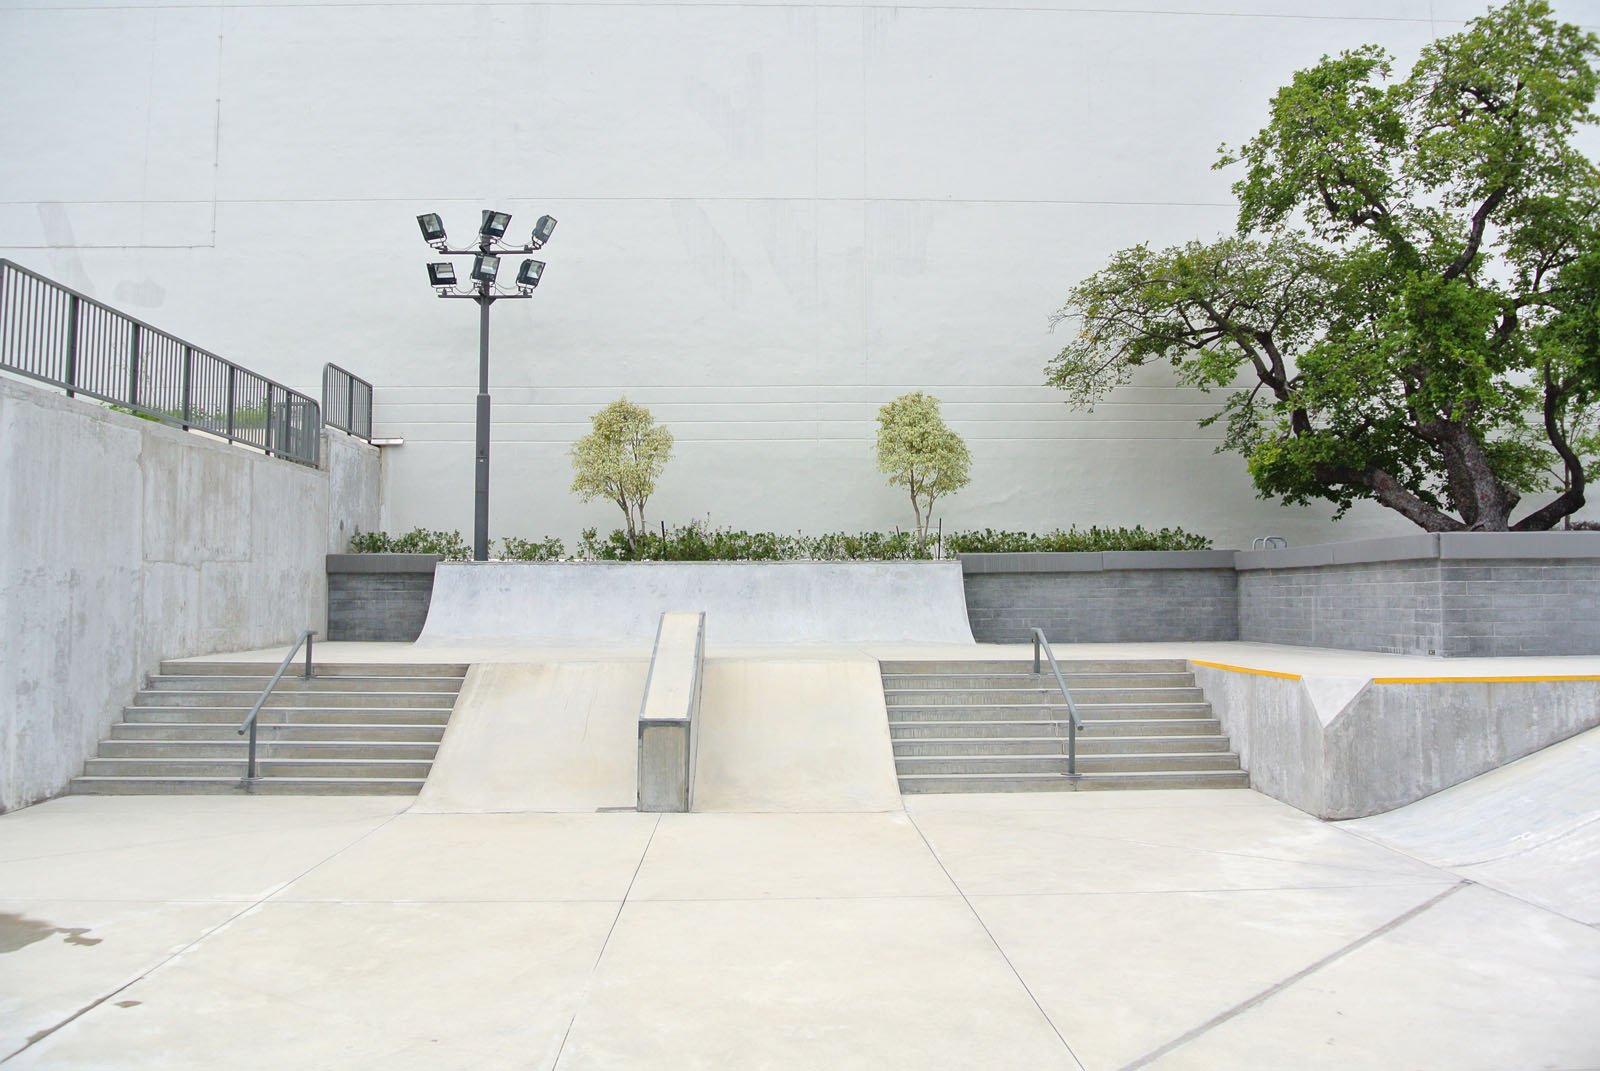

{"left": 881, "top": 658, "right": 1249, "bottom": 793}
{"left": 70, "top": 661, "right": 468, "bottom": 795}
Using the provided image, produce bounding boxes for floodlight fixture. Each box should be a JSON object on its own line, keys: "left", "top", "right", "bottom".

{"left": 479, "top": 210, "right": 512, "bottom": 241}
{"left": 417, "top": 213, "right": 447, "bottom": 245}
{"left": 471, "top": 253, "right": 501, "bottom": 285}
{"left": 528, "top": 215, "right": 557, "bottom": 250}
{"left": 426, "top": 261, "right": 458, "bottom": 289}
{"left": 516, "top": 259, "right": 545, "bottom": 292}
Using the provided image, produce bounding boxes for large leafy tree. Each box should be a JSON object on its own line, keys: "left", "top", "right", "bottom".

{"left": 1047, "top": 0, "right": 1600, "bottom": 530}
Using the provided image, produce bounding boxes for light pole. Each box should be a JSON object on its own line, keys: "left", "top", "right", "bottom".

{"left": 417, "top": 209, "right": 556, "bottom": 561}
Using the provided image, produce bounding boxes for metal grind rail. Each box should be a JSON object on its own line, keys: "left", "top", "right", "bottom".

{"left": 322, "top": 362, "right": 373, "bottom": 440}
{"left": 238, "top": 630, "right": 317, "bottom": 781}
{"left": 0, "top": 259, "right": 321, "bottom": 467}
{"left": 1031, "top": 627, "right": 1084, "bottom": 777}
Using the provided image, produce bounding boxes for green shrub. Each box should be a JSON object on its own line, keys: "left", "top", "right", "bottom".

{"left": 943, "top": 526, "right": 1211, "bottom": 553}
{"left": 347, "top": 528, "right": 472, "bottom": 560}
{"left": 500, "top": 536, "right": 566, "bottom": 561}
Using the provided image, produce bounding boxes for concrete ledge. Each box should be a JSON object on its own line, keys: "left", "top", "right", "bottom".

{"left": 637, "top": 612, "right": 705, "bottom": 813}
{"left": 1439, "top": 532, "right": 1600, "bottom": 559}
{"left": 326, "top": 553, "right": 441, "bottom": 574}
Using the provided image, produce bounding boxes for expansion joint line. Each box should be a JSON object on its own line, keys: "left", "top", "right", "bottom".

{"left": 1118, "top": 880, "right": 1471, "bottom": 1070}
{"left": 903, "top": 809, "right": 1088, "bottom": 1071}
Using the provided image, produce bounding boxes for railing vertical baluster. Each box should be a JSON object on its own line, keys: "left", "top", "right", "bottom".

{"left": 264, "top": 383, "right": 275, "bottom": 456}
{"left": 181, "top": 345, "right": 192, "bottom": 429}
{"left": 128, "top": 323, "right": 141, "bottom": 409}
{"left": 226, "top": 365, "right": 236, "bottom": 439}
{"left": 64, "top": 293, "right": 78, "bottom": 398}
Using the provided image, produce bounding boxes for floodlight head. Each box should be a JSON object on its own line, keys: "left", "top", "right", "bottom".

{"left": 471, "top": 253, "right": 501, "bottom": 285}
{"left": 528, "top": 215, "right": 557, "bottom": 250}
{"left": 516, "top": 259, "right": 545, "bottom": 292}
{"left": 417, "top": 213, "right": 446, "bottom": 245}
{"left": 479, "top": 210, "right": 512, "bottom": 241}
{"left": 426, "top": 261, "right": 457, "bottom": 289}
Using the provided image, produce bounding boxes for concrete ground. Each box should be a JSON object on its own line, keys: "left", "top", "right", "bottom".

{"left": 3, "top": 785, "right": 1598, "bottom": 1070}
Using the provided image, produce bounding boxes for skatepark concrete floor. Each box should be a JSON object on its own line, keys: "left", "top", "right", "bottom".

{"left": 3, "top": 783, "right": 1598, "bottom": 1070}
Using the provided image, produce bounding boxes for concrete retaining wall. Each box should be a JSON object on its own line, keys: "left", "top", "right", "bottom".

{"left": 1192, "top": 661, "right": 1600, "bottom": 818}
{"left": 0, "top": 376, "right": 380, "bottom": 811}
{"left": 960, "top": 551, "right": 1239, "bottom": 644}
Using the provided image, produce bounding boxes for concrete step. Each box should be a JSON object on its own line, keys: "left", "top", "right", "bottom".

{"left": 96, "top": 740, "right": 441, "bottom": 760}
{"left": 132, "top": 690, "right": 457, "bottom": 709}
{"left": 111, "top": 722, "right": 447, "bottom": 742}
{"left": 897, "top": 769, "right": 1251, "bottom": 793}
{"left": 894, "top": 753, "right": 1244, "bottom": 776}
{"left": 884, "top": 687, "right": 1205, "bottom": 706}
{"left": 82, "top": 757, "right": 434, "bottom": 779}
{"left": 891, "top": 717, "right": 1224, "bottom": 739}
{"left": 161, "top": 661, "right": 468, "bottom": 678}
{"left": 892, "top": 735, "right": 1232, "bottom": 757}
{"left": 121, "top": 707, "right": 453, "bottom": 725}
{"left": 887, "top": 703, "right": 1213, "bottom": 723}
{"left": 69, "top": 776, "right": 426, "bottom": 795}
{"left": 879, "top": 659, "right": 1190, "bottom": 675}
{"left": 882, "top": 672, "right": 1196, "bottom": 690}
{"left": 146, "top": 674, "right": 463, "bottom": 693}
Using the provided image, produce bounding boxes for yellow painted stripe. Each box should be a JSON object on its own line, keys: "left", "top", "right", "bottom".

{"left": 1372, "top": 674, "right": 1600, "bottom": 685}
{"left": 1190, "top": 660, "right": 1302, "bottom": 681}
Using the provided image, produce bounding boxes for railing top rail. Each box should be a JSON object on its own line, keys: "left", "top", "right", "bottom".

{"left": 0, "top": 259, "right": 314, "bottom": 406}
{"left": 237, "top": 630, "right": 316, "bottom": 780}
{"left": 1030, "top": 627, "right": 1083, "bottom": 733}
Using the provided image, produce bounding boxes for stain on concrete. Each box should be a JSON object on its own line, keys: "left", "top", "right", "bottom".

{"left": 0, "top": 912, "right": 103, "bottom": 953}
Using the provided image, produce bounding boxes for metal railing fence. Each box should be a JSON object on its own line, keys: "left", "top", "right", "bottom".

{"left": 322, "top": 362, "right": 373, "bottom": 441}
{"left": 0, "top": 259, "right": 321, "bottom": 467}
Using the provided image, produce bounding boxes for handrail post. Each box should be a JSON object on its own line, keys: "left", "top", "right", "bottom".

{"left": 246, "top": 717, "right": 259, "bottom": 780}
{"left": 128, "top": 324, "right": 141, "bottom": 409}
{"left": 64, "top": 293, "right": 78, "bottom": 398}
{"left": 304, "top": 632, "right": 314, "bottom": 679}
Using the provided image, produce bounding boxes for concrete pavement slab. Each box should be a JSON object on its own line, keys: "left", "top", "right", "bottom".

{"left": 280, "top": 811, "right": 660, "bottom": 903}
{"left": 906, "top": 793, "right": 1450, "bottom": 897}
{"left": 1140, "top": 883, "right": 1600, "bottom": 1071}
{"left": 0, "top": 898, "right": 241, "bottom": 1059}
{"left": 971, "top": 883, "right": 1453, "bottom": 1071}
{"left": 6, "top": 900, "right": 621, "bottom": 1071}
{"left": 553, "top": 896, "right": 1079, "bottom": 1071}
{"left": 628, "top": 812, "right": 956, "bottom": 901}
{"left": 0, "top": 796, "right": 404, "bottom": 902}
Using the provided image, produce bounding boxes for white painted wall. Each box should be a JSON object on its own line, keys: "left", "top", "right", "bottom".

{"left": 0, "top": 376, "right": 380, "bottom": 811}
{"left": 2, "top": 1, "right": 1595, "bottom": 549}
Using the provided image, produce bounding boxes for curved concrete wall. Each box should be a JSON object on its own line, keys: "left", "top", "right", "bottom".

{"left": 12, "top": 3, "right": 1590, "bottom": 547}
{"left": 416, "top": 560, "right": 975, "bottom": 645}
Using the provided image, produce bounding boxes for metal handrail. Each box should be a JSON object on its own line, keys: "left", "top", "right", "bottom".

{"left": 322, "top": 362, "right": 373, "bottom": 440}
{"left": 0, "top": 259, "right": 321, "bottom": 466}
{"left": 1030, "top": 627, "right": 1083, "bottom": 777}
{"left": 237, "top": 630, "right": 317, "bottom": 781}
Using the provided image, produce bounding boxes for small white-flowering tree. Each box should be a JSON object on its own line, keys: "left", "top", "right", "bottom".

{"left": 875, "top": 391, "right": 971, "bottom": 546}
{"left": 569, "top": 398, "right": 674, "bottom": 550}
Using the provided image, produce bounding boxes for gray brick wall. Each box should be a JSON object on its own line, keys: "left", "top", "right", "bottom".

{"left": 964, "top": 569, "right": 1239, "bottom": 644}
{"left": 326, "top": 555, "right": 438, "bottom": 642}
{"left": 1440, "top": 559, "right": 1600, "bottom": 656}
{"left": 1238, "top": 560, "right": 1444, "bottom": 655}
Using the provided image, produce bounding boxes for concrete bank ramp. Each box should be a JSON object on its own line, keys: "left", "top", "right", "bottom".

{"left": 413, "top": 655, "right": 902, "bottom": 813}
{"left": 413, "top": 662, "right": 648, "bottom": 812}
{"left": 415, "top": 561, "right": 974, "bottom": 645}
{"left": 1345, "top": 724, "right": 1600, "bottom": 925}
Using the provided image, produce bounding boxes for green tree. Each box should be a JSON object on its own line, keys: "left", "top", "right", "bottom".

{"left": 1047, "top": 0, "right": 1600, "bottom": 531}
{"left": 569, "top": 398, "right": 674, "bottom": 551}
{"left": 875, "top": 391, "right": 972, "bottom": 545}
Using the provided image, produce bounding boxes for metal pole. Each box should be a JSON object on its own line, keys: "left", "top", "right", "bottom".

{"left": 474, "top": 287, "right": 492, "bottom": 562}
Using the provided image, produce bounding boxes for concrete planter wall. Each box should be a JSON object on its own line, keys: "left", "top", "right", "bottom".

{"left": 1236, "top": 533, "right": 1600, "bottom": 657}
{"left": 326, "top": 554, "right": 441, "bottom": 642}
{"left": 960, "top": 551, "right": 1240, "bottom": 644}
